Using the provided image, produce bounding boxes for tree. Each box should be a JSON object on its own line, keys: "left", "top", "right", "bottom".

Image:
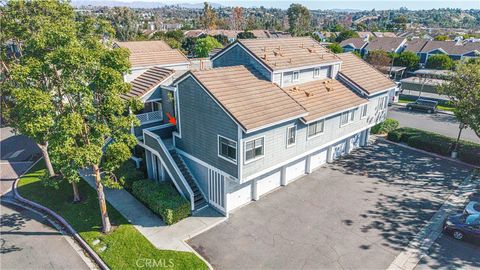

{"left": 202, "top": 2, "right": 217, "bottom": 30}
{"left": 437, "top": 62, "right": 480, "bottom": 139}
{"left": 106, "top": 7, "right": 139, "bottom": 41}
{"left": 237, "top": 31, "right": 256, "bottom": 39}
{"left": 335, "top": 30, "right": 360, "bottom": 42}
{"left": 434, "top": 35, "right": 448, "bottom": 41}
{"left": 194, "top": 36, "right": 223, "bottom": 58}
{"left": 1, "top": 0, "right": 77, "bottom": 180}
{"left": 394, "top": 51, "right": 420, "bottom": 70}
{"left": 213, "top": 34, "right": 229, "bottom": 46}
{"left": 366, "top": 50, "right": 392, "bottom": 69}
{"left": 231, "top": 6, "right": 245, "bottom": 30}
{"left": 287, "top": 3, "right": 311, "bottom": 36}
{"left": 327, "top": 43, "right": 343, "bottom": 54}
{"left": 47, "top": 16, "right": 138, "bottom": 233}
{"left": 426, "top": 54, "right": 454, "bottom": 70}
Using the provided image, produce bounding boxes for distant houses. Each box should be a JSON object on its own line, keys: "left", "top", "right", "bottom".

{"left": 183, "top": 29, "right": 291, "bottom": 43}
{"left": 340, "top": 37, "right": 480, "bottom": 66}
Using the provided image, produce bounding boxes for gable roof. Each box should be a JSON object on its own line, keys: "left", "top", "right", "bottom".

{"left": 364, "top": 37, "right": 406, "bottom": 52}
{"left": 184, "top": 65, "right": 307, "bottom": 132}
{"left": 114, "top": 41, "right": 190, "bottom": 68}
{"left": 403, "top": 39, "right": 429, "bottom": 53}
{"left": 337, "top": 53, "right": 396, "bottom": 95}
{"left": 283, "top": 79, "right": 368, "bottom": 123}
{"left": 115, "top": 40, "right": 171, "bottom": 53}
{"left": 122, "top": 67, "right": 174, "bottom": 99}
{"left": 340, "top": 38, "right": 367, "bottom": 49}
{"left": 235, "top": 37, "right": 340, "bottom": 71}
{"left": 419, "top": 40, "right": 480, "bottom": 55}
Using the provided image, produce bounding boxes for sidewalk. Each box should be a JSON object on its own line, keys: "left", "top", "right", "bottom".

{"left": 79, "top": 169, "right": 226, "bottom": 252}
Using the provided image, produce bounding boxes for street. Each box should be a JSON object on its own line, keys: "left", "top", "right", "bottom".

{"left": 0, "top": 202, "right": 91, "bottom": 270}
{"left": 388, "top": 106, "right": 480, "bottom": 144}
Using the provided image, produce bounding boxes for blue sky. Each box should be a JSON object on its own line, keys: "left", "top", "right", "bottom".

{"left": 104, "top": 0, "right": 480, "bottom": 10}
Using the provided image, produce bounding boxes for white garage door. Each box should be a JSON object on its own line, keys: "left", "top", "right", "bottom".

{"left": 257, "top": 171, "right": 281, "bottom": 197}
{"left": 286, "top": 159, "right": 306, "bottom": 183}
{"left": 310, "top": 149, "right": 327, "bottom": 170}
{"left": 332, "top": 141, "right": 346, "bottom": 160}
{"left": 350, "top": 133, "right": 361, "bottom": 151}
{"left": 227, "top": 184, "right": 252, "bottom": 212}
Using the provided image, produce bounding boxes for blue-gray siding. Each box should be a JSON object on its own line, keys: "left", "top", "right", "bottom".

{"left": 213, "top": 44, "right": 271, "bottom": 80}
{"left": 175, "top": 76, "right": 239, "bottom": 178}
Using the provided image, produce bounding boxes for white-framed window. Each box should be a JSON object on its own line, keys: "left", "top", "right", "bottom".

{"left": 313, "top": 67, "right": 320, "bottom": 78}
{"left": 377, "top": 96, "right": 388, "bottom": 110}
{"left": 360, "top": 104, "right": 368, "bottom": 119}
{"left": 292, "top": 71, "right": 300, "bottom": 82}
{"left": 307, "top": 120, "right": 324, "bottom": 138}
{"left": 218, "top": 135, "right": 237, "bottom": 164}
{"left": 245, "top": 137, "right": 264, "bottom": 163}
{"left": 340, "top": 109, "right": 356, "bottom": 126}
{"left": 286, "top": 126, "right": 296, "bottom": 147}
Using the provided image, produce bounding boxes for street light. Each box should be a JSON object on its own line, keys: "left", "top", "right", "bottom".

{"left": 451, "top": 122, "right": 467, "bottom": 159}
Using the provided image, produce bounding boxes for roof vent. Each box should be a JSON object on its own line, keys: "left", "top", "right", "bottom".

{"left": 307, "top": 48, "right": 315, "bottom": 53}
{"left": 304, "top": 90, "right": 313, "bottom": 97}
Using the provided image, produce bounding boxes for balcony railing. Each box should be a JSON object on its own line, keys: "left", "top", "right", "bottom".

{"left": 136, "top": 111, "right": 163, "bottom": 125}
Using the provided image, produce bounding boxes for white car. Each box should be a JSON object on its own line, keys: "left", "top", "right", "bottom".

{"left": 465, "top": 201, "right": 480, "bottom": 215}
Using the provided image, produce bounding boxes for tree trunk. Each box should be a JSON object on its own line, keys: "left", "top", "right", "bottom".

{"left": 93, "top": 164, "right": 111, "bottom": 233}
{"left": 72, "top": 182, "right": 81, "bottom": 202}
{"left": 39, "top": 142, "right": 55, "bottom": 177}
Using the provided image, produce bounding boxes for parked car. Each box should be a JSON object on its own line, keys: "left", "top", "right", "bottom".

{"left": 465, "top": 201, "right": 480, "bottom": 215}
{"left": 405, "top": 99, "right": 438, "bottom": 113}
{"left": 443, "top": 213, "right": 480, "bottom": 241}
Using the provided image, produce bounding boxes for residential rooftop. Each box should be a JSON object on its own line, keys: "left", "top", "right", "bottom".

{"left": 122, "top": 66, "right": 174, "bottom": 99}
{"left": 364, "top": 37, "right": 406, "bottom": 52}
{"left": 283, "top": 79, "right": 368, "bottom": 123}
{"left": 237, "top": 37, "right": 340, "bottom": 71}
{"left": 114, "top": 40, "right": 189, "bottom": 68}
{"left": 189, "top": 65, "right": 307, "bottom": 132}
{"left": 340, "top": 38, "right": 367, "bottom": 49}
{"left": 337, "top": 53, "right": 396, "bottom": 95}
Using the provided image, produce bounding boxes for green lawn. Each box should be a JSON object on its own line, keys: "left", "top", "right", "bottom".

{"left": 17, "top": 162, "right": 208, "bottom": 270}
{"left": 398, "top": 97, "right": 455, "bottom": 112}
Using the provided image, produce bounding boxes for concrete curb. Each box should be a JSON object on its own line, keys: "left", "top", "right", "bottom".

{"left": 12, "top": 158, "right": 110, "bottom": 270}
{"left": 377, "top": 137, "right": 478, "bottom": 169}
{"left": 392, "top": 103, "right": 454, "bottom": 116}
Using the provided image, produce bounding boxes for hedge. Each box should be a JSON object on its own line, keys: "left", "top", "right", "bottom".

{"left": 114, "top": 160, "right": 145, "bottom": 191}
{"left": 387, "top": 127, "right": 480, "bottom": 166}
{"left": 132, "top": 179, "right": 190, "bottom": 225}
{"left": 371, "top": 118, "right": 399, "bottom": 135}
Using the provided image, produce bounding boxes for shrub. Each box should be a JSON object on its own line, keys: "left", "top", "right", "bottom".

{"left": 132, "top": 179, "right": 190, "bottom": 225}
{"left": 386, "top": 127, "right": 480, "bottom": 166}
{"left": 114, "top": 160, "right": 145, "bottom": 190}
{"left": 371, "top": 118, "right": 400, "bottom": 134}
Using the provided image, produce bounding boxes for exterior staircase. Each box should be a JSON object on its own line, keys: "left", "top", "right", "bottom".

{"left": 169, "top": 150, "right": 208, "bottom": 211}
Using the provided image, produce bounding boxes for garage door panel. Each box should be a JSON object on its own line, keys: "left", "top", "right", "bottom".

{"left": 286, "top": 159, "right": 306, "bottom": 183}
{"left": 227, "top": 184, "right": 252, "bottom": 212}
{"left": 311, "top": 150, "right": 327, "bottom": 170}
{"left": 257, "top": 171, "right": 281, "bottom": 197}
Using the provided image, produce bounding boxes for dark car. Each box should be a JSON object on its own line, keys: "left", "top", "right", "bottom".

{"left": 443, "top": 213, "right": 480, "bottom": 242}
{"left": 405, "top": 99, "right": 438, "bottom": 113}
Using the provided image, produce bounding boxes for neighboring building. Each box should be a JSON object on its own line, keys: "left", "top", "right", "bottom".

{"left": 136, "top": 37, "right": 396, "bottom": 215}
{"left": 403, "top": 39, "right": 480, "bottom": 65}
{"left": 373, "top": 32, "right": 397, "bottom": 38}
{"left": 340, "top": 37, "right": 368, "bottom": 54}
{"left": 183, "top": 29, "right": 291, "bottom": 43}
{"left": 363, "top": 37, "right": 407, "bottom": 55}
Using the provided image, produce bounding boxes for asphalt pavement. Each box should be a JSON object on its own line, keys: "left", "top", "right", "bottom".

{"left": 388, "top": 105, "right": 480, "bottom": 144}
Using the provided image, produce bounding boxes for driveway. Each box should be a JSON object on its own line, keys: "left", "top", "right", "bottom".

{"left": 188, "top": 141, "right": 472, "bottom": 270}
{"left": 387, "top": 106, "right": 480, "bottom": 144}
{"left": 0, "top": 202, "right": 91, "bottom": 270}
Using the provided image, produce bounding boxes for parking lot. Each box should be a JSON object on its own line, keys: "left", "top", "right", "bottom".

{"left": 188, "top": 141, "right": 474, "bottom": 270}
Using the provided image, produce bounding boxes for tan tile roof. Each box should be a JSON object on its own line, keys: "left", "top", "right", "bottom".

{"left": 337, "top": 53, "right": 396, "bottom": 95}
{"left": 340, "top": 38, "right": 367, "bottom": 49}
{"left": 190, "top": 65, "right": 307, "bottom": 131}
{"left": 365, "top": 37, "right": 406, "bottom": 51}
{"left": 115, "top": 41, "right": 190, "bottom": 68}
{"left": 115, "top": 40, "right": 171, "bottom": 53}
{"left": 127, "top": 50, "right": 190, "bottom": 68}
{"left": 122, "top": 67, "right": 174, "bottom": 99}
{"left": 238, "top": 37, "right": 340, "bottom": 71}
{"left": 283, "top": 79, "right": 368, "bottom": 123}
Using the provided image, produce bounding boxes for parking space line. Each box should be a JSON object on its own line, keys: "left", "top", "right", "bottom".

{"left": 387, "top": 174, "right": 478, "bottom": 270}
